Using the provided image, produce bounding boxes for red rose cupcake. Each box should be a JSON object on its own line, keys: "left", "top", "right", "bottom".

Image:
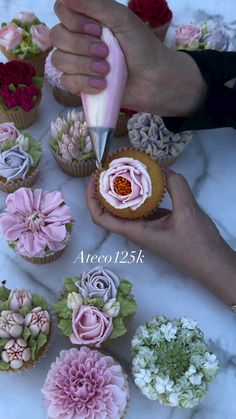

{"left": 128, "top": 0, "right": 173, "bottom": 41}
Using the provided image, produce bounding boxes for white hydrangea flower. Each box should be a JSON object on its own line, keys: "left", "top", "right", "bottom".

{"left": 155, "top": 376, "right": 173, "bottom": 394}
{"left": 181, "top": 317, "right": 198, "bottom": 330}
{"left": 203, "top": 352, "right": 218, "bottom": 370}
{"left": 189, "top": 373, "right": 203, "bottom": 385}
{"left": 168, "top": 392, "right": 180, "bottom": 406}
{"left": 185, "top": 364, "right": 197, "bottom": 377}
{"left": 160, "top": 322, "right": 177, "bottom": 342}
{"left": 134, "top": 368, "right": 152, "bottom": 388}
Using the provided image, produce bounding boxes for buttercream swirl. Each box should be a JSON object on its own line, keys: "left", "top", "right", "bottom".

{"left": 0, "top": 144, "right": 33, "bottom": 180}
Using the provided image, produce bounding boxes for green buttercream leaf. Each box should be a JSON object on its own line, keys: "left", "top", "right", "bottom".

{"left": 119, "top": 297, "right": 137, "bottom": 317}
{"left": 63, "top": 277, "right": 78, "bottom": 293}
{"left": 118, "top": 280, "right": 133, "bottom": 296}
{"left": 50, "top": 138, "right": 60, "bottom": 154}
{"left": 58, "top": 319, "right": 73, "bottom": 337}
{"left": 1, "top": 22, "right": 7, "bottom": 28}
{"left": 22, "top": 327, "right": 31, "bottom": 342}
{"left": 36, "top": 332, "right": 48, "bottom": 353}
{"left": 27, "top": 137, "right": 42, "bottom": 166}
{"left": 32, "top": 76, "right": 43, "bottom": 90}
{"left": 32, "top": 294, "right": 48, "bottom": 311}
{"left": 19, "top": 306, "right": 30, "bottom": 317}
{"left": 0, "top": 140, "right": 15, "bottom": 152}
{"left": 77, "top": 152, "right": 95, "bottom": 162}
{"left": 8, "top": 83, "right": 16, "bottom": 93}
{"left": 0, "top": 300, "right": 10, "bottom": 311}
{"left": 0, "top": 339, "right": 9, "bottom": 347}
{"left": 54, "top": 299, "right": 72, "bottom": 320}
{"left": 84, "top": 297, "right": 104, "bottom": 309}
{"left": 0, "top": 360, "right": 10, "bottom": 370}
{"left": 29, "top": 336, "right": 37, "bottom": 360}
{"left": 66, "top": 223, "right": 73, "bottom": 233}
{"left": 0, "top": 286, "right": 11, "bottom": 301}
{"left": 109, "top": 317, "right": 127, "bottom": 339}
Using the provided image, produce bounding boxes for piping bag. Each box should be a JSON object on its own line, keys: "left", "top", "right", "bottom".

{"left": 81, "top": 27, "right": 128, "bottom": 168}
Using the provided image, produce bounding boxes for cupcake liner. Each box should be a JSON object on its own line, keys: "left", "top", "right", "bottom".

{"left": 51, "top": 148, "right": 96, "bottom": 177}
{"left": 52, "top": 86, "right": 82, "bottom": 107}
{"left": 114, "top": 114, "right": 129, "bottom": 137}
{"left": 0, "top": 46, "right": 52, "bottom": 76}
{"left": 0, "top": 163, "right": 40, "bottom": 193}
{"left": 21, "top": 247, "right": 66, "bottom": 265}
{"left": 0, "top": 101, "right": 40, "bottom": 130}
{"left": 152, "top": 21, "right": 171, "bottom": 41}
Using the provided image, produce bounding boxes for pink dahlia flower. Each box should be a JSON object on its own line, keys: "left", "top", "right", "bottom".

{"left": 42, "top": 347, "right": 129, "bottom": 419}
{"left": 0, "top": 187, "right": 74, "bottom": 258}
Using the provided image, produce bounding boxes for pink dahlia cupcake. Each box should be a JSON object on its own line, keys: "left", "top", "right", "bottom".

{"left": 0, "top": 187, "right": 74, "bottom": 264}
{"left": 128, "top": 0, "right": 173, "bottom": 41}
{"left": 0, "top": 12, "right": 52, "bottom": 76}
{"left": 54, "top": 266, "right": 136, "bottom": 348}
{"left": 0, "top": 122, "right": 41, "bottom": 192}
{"left": 45, "top": 50, "right": 82, "bottom": 107}
{"left": 50, "top": 109, "right": 96, "bottom": 177}
{"left": 42, "top": 347, "right": 129, "bottom": 419}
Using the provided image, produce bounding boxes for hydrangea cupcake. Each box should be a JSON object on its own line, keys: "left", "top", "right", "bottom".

{"left": 176, "top": 23, "right": 231, "bottom": 51}
{"left": 45, "top": 50, "right": 82, "bottom": 107}
{"left": 0, "top": 284, "right": 51, "bottom": 372}
{"left": 132, "top": 316, "right": 219, "bottom": 408}
{"left": 54, "top": 266, "right": 136, "bottom": 348}
{"left": 0, "top": 122, "right": 41, "bottom": 192}
{"left": 0, "top": 61, "right": 42, "bottom": 129}
{"left": 0, "top": 12, "right": 52, "bottom": 76}
{"left": 115, "top": 108, "right": 135, "bottom": 137}
{"left": 128, "top": 0, "right": 173, "bottom": 41}
{"left": 96, "top": 148, "right": 166, "bottom": 219}
{"left": 128, "top": 113, "right": 192, "bottom": 166}
{"left": 50, "top": 109, "right": 96, "bottom": 177}
{"left": 0, "top": 187, "right": 74, "bottom": 264}
{"left": 42, "top": 347, "right": 129, "bottom": 419}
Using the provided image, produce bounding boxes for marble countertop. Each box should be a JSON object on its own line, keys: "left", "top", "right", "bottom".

{"left": 0, "top": 1, "right": 236, "bottom": 418}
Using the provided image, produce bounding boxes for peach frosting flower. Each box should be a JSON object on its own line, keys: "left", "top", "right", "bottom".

{"left": 0, "top": 23, "right": 23, "bottom": 51}
{"left": 30, "top": 24, "right": 52, "bottom": 52}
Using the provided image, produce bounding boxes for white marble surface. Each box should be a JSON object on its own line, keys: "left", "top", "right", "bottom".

{"left": 0, "top": 1, "right": 236, "bottom": 418}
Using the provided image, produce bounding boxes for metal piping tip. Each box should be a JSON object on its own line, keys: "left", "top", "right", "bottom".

{"left": 89, "top": 127, "right": 114, "bottom": 169}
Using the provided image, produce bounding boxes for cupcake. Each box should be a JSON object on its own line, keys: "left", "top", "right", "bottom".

{"left": 54, "top": 266, "right": 136, "bottom": 348}
{"left": 50, "top": 109, "right": 96, "bottom": 177}
{"left": 132, "top": 316, "right": 219, "bottom": 408}
{"left": 0, "top": 122, "right": 41, "bottom": 192}
{"left": 128, "top": 113, "right": 192, "bottom": 166}
{"left": 0, "top": 284, "right": 51, "bottom": 372}
{"left": 176, "top": 23, "right": 231, "bottom": 51}
{"left": 0, "top": 187, "right": 74, "bottom": 264}
{"left": 128, "top": 0, "right": 173, "bottom": 41}
{"left": 96, "top": 149, "right": 166, "bottom": 219}
{"left": 0, "top": 12, "right": 52, "bottom": 76}
{"left": 42, "top": 347, "right": 129, "bottom": 419}
{"left": 0, "top": 61, "right": 42, "bottom": 129}
{"left": 115, "top": 108, "right": 135, "bottom": 137}
{"left": 45, "top": 50, "right": 82, "bottom": 107}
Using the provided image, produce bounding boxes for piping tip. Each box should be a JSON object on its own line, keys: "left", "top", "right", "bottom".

{"left": 89, "top": 127, "right": 114, "bottom": 169}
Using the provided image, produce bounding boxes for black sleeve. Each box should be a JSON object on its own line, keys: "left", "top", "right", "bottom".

{"left": 163, "top": 50, "right": 236, "bottom": 132}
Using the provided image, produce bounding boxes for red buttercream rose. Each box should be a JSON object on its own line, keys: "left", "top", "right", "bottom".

{"left": 128, "top": 0, "right": 172, "bottom": 27}
{"left": 0, "top": 61, "right": 36, "bottom": 86}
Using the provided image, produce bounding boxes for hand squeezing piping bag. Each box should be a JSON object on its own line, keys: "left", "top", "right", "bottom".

{"left": 81, "top": 27, "right": 128, "bottom": 168}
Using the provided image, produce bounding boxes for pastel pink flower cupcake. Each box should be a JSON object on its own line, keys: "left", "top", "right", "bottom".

{"left": 42, "top": 347, "right": 129, "bottom": 419}
{"left": 0, "top": 187, "right": 74, "bottom": 264}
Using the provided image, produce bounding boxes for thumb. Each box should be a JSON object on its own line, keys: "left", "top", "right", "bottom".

{"left": 165, "top": 169, "right": 197, "bottom": 211}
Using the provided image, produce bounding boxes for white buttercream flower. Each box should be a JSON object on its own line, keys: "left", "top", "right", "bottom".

{"left": 103, "top": 298, "right": 120, "bottom": 318}
{"left": 160, "top": 322, "right": 177, "bottom": 342}
{"left": 203, "top": 352, "right": 219, "bottom": 370}
{"left": 155, "top": 376, "right": 173, "bottom": 394}
{"left": 181, "top": 317, "right": 198, "bottom": 330}
{"left": 67, "top": 292, "right": 83, "bottom": 310}
{"left": 15, "top": 134, "right": 29, "bottom": 151}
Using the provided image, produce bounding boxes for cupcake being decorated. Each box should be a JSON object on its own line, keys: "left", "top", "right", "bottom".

{"left": 42, "top": 347, "right": 129, "bottom": 419}
{"left": 132, "top": 316, "right": 219, "bottom": 408}
{"left": 0, "top": 12, "right": 52, "bottom": 76}
{"left": 128, "top": 0, "right": 173, "bottom": 41}
{"left": 0, "top": 122, "right": 41, "bottom": 192}
{"left": 45, "top": 50, "right": 82, "bottom": 107}
{"left": 54, "top": 266, "right": 136, "bottom": 348}
{"left": 0, "top": 284, "right": 51, "bottom": 372}
{"left": 128, "top": 113, "right": 192, "bottom": 166}
{"left": 50, "top": 109, "right": 96, "bottom": 177}
{"left": 96, "top": 149, "right": 166, "bottom": 219}
{"left": 176, "top": 23, "right": 231, "bottom": 51}
{"left": 0, "top": 61, "right": 42, "bottom": 129}
{"left": 0, "top": 187, "right": 74, "bottom": 264}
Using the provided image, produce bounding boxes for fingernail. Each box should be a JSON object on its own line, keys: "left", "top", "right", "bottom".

{"left": 89, "top": 78, "right": 106, "bottom": 89}
{"left": 84, "top": 23, "right": 101, "bottom": 37}
{"left": 90, "top": 60, "right": 109, "bottom": 75}
{"left": 90, "top": 43, "right": 109, "bottom": 58}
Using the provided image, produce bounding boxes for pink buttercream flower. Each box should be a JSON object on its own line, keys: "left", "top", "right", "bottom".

{"left": 0, "top": 187, "right": 74, "bottom": 258}
{"left": 9, "top": 288, "right": 32, "bottom": 311}
{"left": 0, "top": 122, "right": 20, "bottom": 145}
{"left": 45, "top": 50, "right": 64, "bottom": 89}
{"left": 99, "top": 157, "right": 152, "bottom": 211}
{"left": 25, "top": 307, "right": 50, "bottom": 337}
{"left": 42, "top": 347, "right": 129, "bottom": 419}
{"left": 0, "top": 23, "right": 23, "bottom": 51}
{"left": 1, "top": 338, "right": 30, "bottom": 369}
{"left": 70, "top": 305, "right": 113, "bottom": 348}
{"left": 30, "top": 24, "right": 52, "bottom": 52}
{"left": 14, "top": 11, "right": 37, "bottom": 23}
{"left": 176, "top": 24, "right": 202, "bottom": 47}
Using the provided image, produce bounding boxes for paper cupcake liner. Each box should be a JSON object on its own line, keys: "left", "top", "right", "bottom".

{"left": 52, "top": 87, "right": 82, "bottom": 107}
{"left": 0, "top": 102, "right": 40, "bottom": 130}
{"left": 51, "top": 148, "right": 96, "bottom": 177}
{"left": 152, "top": 21, "right": 171, "bottom": 42}
{"left": 21, "top": 247, "right": 66, "bottom": 265}
{"left": 0, "top": 163, "right": 40, "bottom": 193}
{"left": 114, "top": 114, "right": 129, "bottom": 137}
{"left": 0, "top": 46, "right": 52, "bottom": 76}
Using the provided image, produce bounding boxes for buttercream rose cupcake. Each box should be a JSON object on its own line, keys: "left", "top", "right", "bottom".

{"left": 0, "top": 122, "right": 41, "bottom": 192}
{"left": 0, "top": 187, "right": 74, "bottom": 264}
{"left": 0, "top": 61, "right": 42, "bottom": 129}
{"left": 128, "top": 0, "right": 173, "bottom": 41}
{"left": 96, "top": 149, "right": 166, "bottom": 219}
{"left": 0, "top": 12, "right": 52, "bottom": 76}
{"left": 54, "top": 266, "right": 136, "bottom": 348}
{"left": 0, "top": 284, "right": 51, "bottom": 372}
{"left": 50, "top": 109, "right": 96, "bottom": 177}
{"left": 42, "top": 347, "right": 129, "bottom": 419}
{"left": 128, "top": 113, "right": 192, "bottom": 166}
{"left": 45, "top": 50, "right": 82, "bottom": 107}
{"left": 176, "top": 23, "right": 230, "bottom": 51}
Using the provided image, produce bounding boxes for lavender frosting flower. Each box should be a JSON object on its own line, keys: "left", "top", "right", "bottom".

{"left": 0, "top": 144, "right": 33, "bottom": 180}
{"left": 204, "top": 28, "right": 230, "bottom": 51}
{"left": 76, "top": 266, "right": 120, "bottom": 302}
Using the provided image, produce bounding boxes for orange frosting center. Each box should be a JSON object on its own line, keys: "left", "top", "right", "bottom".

{"left": 114, "top": 176, "right": 132, "bottom": 196}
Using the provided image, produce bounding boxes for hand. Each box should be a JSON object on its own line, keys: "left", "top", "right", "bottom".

{"left": 51, "top": 0, "right": 207, "bottom": 116}
{"left": 87, "top": 170, "right": 236, "bottom": 306}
